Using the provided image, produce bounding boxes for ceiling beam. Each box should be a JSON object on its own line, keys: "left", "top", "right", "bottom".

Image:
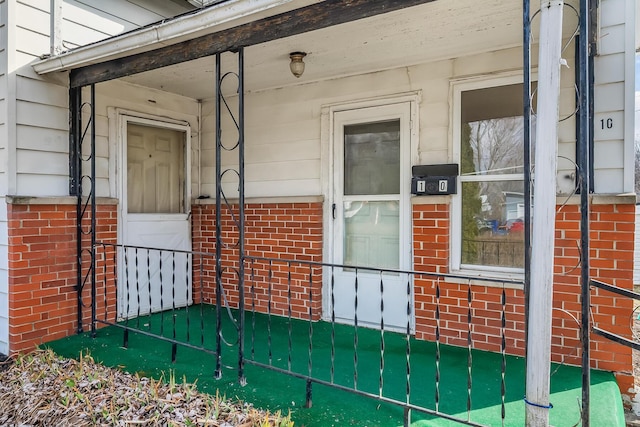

{"left": 70, "top": 0, "right": 436, "bottom": 88}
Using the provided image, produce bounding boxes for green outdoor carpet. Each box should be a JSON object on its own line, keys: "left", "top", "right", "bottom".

{"left": 46, "top": 305, "right": 624, "bottom": 426}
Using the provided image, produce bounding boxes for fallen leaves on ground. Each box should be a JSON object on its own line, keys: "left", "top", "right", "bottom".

{"left": 0, "top": 349, "right": 294, "bottom": 426}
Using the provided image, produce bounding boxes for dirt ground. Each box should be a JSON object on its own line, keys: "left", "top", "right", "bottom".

{"left": 0, "top": 349, "right": 293, "bottom": 426}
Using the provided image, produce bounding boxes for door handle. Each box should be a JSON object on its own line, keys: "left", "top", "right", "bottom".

{"left": 332, "top": 203, "right": 336, "bottom": 220}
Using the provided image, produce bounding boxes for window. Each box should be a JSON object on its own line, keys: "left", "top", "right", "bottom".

{"left": 343, "top": 120, "right": 401, "bottom": 269}
{"left": 452, "top": 78, "right": 535, "bottom": 275}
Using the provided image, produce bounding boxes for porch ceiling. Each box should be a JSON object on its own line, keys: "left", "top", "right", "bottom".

{"left": 119, "top": 0, "right": 537, "bottom": 99}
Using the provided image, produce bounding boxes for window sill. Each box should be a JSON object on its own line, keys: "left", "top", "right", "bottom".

{"left": 445, "top": 268, "right": 524, "bottom": 289}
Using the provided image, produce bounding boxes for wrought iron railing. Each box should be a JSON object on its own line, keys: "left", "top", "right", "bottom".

{"left": 93, "top": 243, "right": 223, "bottom": 364}
{"left": 92, "top": 242, "right": 523, "bottom": 427}
{"left": 243, "top": 255, "right": 521, "bottom": 426}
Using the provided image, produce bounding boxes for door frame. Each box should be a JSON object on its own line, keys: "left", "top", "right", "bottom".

{"left": 320, "top": 93, "right": 420, "bottom": 326}
{"left": 116, "top": 111, "right": 192, "bottom": 241}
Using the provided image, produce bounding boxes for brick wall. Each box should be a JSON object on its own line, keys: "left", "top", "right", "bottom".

{"left": 8, "top": 202, "right": 117, "bottom": 353}
{"left": 192, "top": 201, "right": 324, "bottom": 320}
{"left": 191, "top": 200, "right": 633, "bottom": 392}
{"left": 7, "top": 198, "right": 634, "bottom": 395}
{"left": 412, "top": 202, "right": 635, "bottom": 396}
{"left": 563, "top": 204, "right": 635, "bottom": 395}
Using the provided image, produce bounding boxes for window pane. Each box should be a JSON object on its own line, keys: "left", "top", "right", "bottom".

{"left": 344, "top": 120, "right": 400, "bottom": 195}
{"left": 461, "top": 180, "right": 524, "bottom": 268}
{"left": 127, "top": 124, "right": 185, "bottom": 214}
{"left": 461, "top": 117, "right": 525, "bottom": 175}
{"left": 460, "top": 83, "right": 536, "bottom": 176}
{"left": 344, "top": 201, "right": 399, "bottom": 269}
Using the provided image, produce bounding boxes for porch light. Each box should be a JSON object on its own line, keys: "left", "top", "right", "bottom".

{"left": 289, "top": 52, "right": 307, "bottom": 78}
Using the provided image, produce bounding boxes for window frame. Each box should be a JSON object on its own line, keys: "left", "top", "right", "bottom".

{"left": 450, "top": 73, "right": 527, "bottom": 280}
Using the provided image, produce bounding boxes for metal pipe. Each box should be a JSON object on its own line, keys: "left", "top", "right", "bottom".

{"left": 307, "top": 264, "right": 314, "bottom": 405}
{"left": 522, "top": 0, "right": 532, "bottom": 366}
{"left": 49, "top": 0, "right": 63, "bottom": 55}
{"left": 237, "top": 47, "right": 246, "bottom": 385}
{"left": 245, "top": 357, "right": 489, "bottom": 427}
{"left": 90, "top": 83, "right": 97, "bottom": 338}
{"left": 214, "top": 52, "right": 223, "bottom": 379}
{"left": 578, "top": 0, "right": 591, "bottom": 424}
{"left": 71, "top": 86, "right": 83, "bottom": 334}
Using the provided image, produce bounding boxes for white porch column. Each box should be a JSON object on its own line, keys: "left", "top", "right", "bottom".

{"left": 525, "top": 1, "right": 564, "bottom": 426}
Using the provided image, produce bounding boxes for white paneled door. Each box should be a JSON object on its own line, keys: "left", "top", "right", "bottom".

{"left": 118, "top": 119, "right": 192, "bottom": 318}
{"left": 331, "top": 103, "right": 413, "bottom": 332}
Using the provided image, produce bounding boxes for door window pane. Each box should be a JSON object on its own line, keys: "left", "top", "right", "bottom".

{"left": 344, "top": 201, "right": 399, "bottom": 269}
{"left": 344, "top": 120, "right": 400, "bottom": 195}
{"left": 127, "top": 123, "right": 185, "bottom": 214}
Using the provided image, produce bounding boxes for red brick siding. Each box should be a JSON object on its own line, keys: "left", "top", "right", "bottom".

{"left": 7, "top": 199, "right": 633, "bottom": 396}
{"left": 413, "top": 203, "right": 634, "bottom": 395}
{"left": 8, "top": 203, "right": 117, "bottom": 353}
{"left": 192, "top": 202, "right": 324, "bottom": 320}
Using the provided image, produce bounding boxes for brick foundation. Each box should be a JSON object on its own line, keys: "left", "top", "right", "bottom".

{"left": 412, "top": 202, "right": 635, "bottom": 397}
{"left": 8, "top": 202, "right": 117, "bottom": 353}
{"left": 7, "top": 198, "right": 634, "bottom": 397}
{"left": 192, "top": 201, "right": 324, "bottom": 320}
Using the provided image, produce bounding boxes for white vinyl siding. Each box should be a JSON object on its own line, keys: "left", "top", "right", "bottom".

{"left": 99, "top": 81, "right": 200, "bottom": 199}
{"left": 3, "top": 0, "right": 192, "bottom": 354}
{"left": 199, "top": 3, "right": 631, "bottom": 200}
{"left": 15, "top": 80, "right": 201, "bottom": 199}
{"left": 7, "top": 0, "right": 198, "bottom": 197}
{"left": 11, "top": 0, "right": 70, "bottom": 197}
{"left": 200, "top": 43, "right": 579, "bottom": 199}
{"left": 592, "top": 0, "right": 635, "bottom": 194}
{"left": 60, "top": 0, "right": 192, "bottom": 49}
{"left": 0, "top": 0, "right": 8, "bottom": 356}
{"left": 11, "top": 0, "right": 630, "bottom": 203}
{"left": 0, "top": 0, "right": 632, "bottom": 354}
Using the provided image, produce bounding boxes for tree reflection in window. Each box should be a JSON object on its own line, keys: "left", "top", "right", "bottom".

{"left": 459, "top": 83, "right": 534, "bottom": 270}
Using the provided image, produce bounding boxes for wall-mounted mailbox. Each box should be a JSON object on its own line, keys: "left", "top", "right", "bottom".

{"left": 411, "top": 164, "right": 459, "bottom": 196}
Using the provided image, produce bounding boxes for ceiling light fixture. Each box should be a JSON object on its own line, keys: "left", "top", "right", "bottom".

{"left": 289, "top": 52, "right": 307, "bottom": 78}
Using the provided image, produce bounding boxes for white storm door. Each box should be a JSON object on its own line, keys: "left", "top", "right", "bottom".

{"left": 332, "top": 103, "right": 412, "bottom": 332}
{"left": 119, "top": 120, "right": 192, "bottom": 318}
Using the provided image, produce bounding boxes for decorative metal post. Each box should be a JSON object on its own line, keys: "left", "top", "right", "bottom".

{"left": 90, "top": 84, "right": 97, "bottom": 338}
{"left": 70, "top": 86, "right": 83, "bottom": 334}
{"left": 70, "top": 83, "right": 96, "bottom": 337}
{"left": 237, "top": 47, "right": 246, "bottom": 386}
{"left": 214, "top": 49, "right": 246, "bottom": 384}
{"left": 578, "top": 0, "right": 592, "bottom": 424}
{"left": 522, "top": 0, "right": 532, "bottom": 363}
{"left": 214, "top": 52, "right": 223, "bottom": 379}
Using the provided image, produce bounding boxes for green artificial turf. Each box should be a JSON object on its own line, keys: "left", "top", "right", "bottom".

{"left": 45, "top": 305, "right": 625, "bottom": 426}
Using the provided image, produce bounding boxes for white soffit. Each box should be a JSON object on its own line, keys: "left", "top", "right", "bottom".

{"left": 33, "top": 0, "right": 322, "bottom": 74}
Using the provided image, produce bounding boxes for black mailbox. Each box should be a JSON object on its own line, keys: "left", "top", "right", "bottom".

{"left": 411, "top": 164, "right": 458, "bottom": 196}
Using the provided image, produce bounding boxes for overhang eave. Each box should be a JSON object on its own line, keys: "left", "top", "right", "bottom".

{"left": 35, "top": 0, "right": 438, "bottom": 89}
{"left": 32, "top": 0, "right": 323, "bottom": 76}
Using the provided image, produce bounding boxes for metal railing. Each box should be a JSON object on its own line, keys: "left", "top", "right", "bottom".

{"left": 93, "top": 243, "right": 226, "bottom": 365}
{"left": 92, "top": 242, "right": 523, "bottom": 427}
{"left": 243, "top": 255, "right": 521, "bottom": 426}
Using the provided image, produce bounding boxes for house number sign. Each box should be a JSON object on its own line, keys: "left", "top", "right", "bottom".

{"left": 600, "top": 118, "right": 613, "bottom": 129}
